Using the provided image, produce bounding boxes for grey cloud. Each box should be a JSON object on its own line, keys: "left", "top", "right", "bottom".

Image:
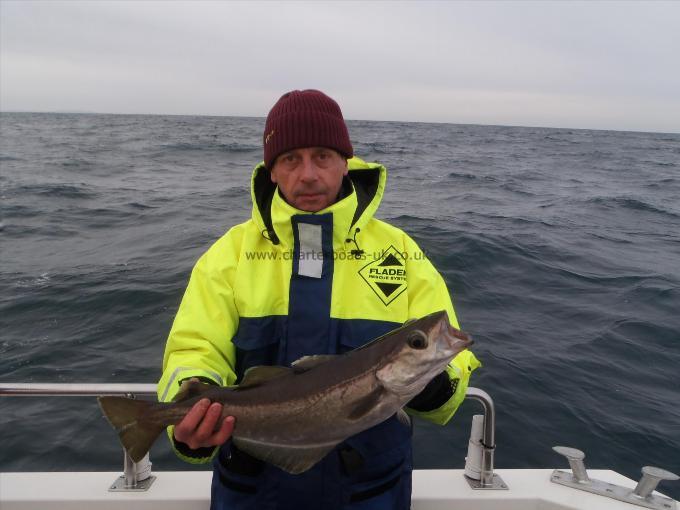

{"left": 1, "top": 0, "right": 678, "bottom": 132}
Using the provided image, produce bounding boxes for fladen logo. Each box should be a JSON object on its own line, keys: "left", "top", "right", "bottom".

{"left": 358, "top": 245, "right": 407, "bottom": 306}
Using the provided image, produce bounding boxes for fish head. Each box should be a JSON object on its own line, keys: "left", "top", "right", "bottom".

{"left": 376, "top": 310, "right": 473, "bottom": 401}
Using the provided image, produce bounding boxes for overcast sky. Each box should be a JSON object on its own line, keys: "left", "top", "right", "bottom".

{"left": 1, "top": 1, "right": 679, "bottom": 132}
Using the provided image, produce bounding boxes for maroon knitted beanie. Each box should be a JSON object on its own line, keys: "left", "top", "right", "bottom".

{"left": 263, "top": 89, "right": 353, "bottom": 169}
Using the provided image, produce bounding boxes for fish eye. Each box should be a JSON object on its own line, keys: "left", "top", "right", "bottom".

{"left": 408, "top": 331, "right": 428, "bottom": 350}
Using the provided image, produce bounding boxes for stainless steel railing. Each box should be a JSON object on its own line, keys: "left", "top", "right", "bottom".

{"left": 0, "top": 383, "right": 157, "bottom": 397}
{"left": 0, "top": 383, "right": 504, "bottom": 491}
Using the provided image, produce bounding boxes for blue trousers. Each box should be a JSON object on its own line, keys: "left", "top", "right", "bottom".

{"left": 210, "top": 419, "right": 412, "bottom": 510}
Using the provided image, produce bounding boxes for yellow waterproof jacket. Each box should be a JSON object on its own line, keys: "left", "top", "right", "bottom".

{"left": 159, "top": 157, "right": 480, "bottom": 463}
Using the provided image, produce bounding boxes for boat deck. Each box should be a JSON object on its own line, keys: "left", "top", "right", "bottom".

{"left": 2, "top": 468, "right": 675, "bottom": 510}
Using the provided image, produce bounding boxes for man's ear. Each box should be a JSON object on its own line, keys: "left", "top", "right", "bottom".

{"left": 270, "top": 167, "right": 278, "bottom": 184}
{"left": 343, "top": 158, "right": 349, "bottom": 176}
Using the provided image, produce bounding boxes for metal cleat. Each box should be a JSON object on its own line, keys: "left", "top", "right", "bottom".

{"left": 552, "top": 446, "right": 590, "bottom": 484}
{"left": 551, "top": 446, "right": 677, "bottom": 510}
{"left": 631, "top": 466, "right": 679, "bottom": 506}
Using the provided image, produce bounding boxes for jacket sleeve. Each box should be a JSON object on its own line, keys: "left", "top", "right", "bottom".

{"left": 157, "top": 229, "right": 242, "bottom": 463}
{"left": 401, "top": 233, "right": 481, "bottom": 425}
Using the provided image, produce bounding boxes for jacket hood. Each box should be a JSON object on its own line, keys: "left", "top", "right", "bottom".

{"left": 250, "top": 157, "right": 387, "bottom": 247}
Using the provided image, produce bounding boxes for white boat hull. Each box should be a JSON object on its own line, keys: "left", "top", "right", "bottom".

{"left": 1, "top": 469, "right": 676, "bottom": 510}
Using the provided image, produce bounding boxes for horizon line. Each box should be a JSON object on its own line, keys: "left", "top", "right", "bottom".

{"left": 1, "top": 109, "right": 678, "bottom": 136}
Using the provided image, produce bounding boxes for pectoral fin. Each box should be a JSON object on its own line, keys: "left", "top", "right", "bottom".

{"left": 396, "top": 409, "right": 411, "bottom": 427}
{"left": 239, "top": 365, "right": 293, "bottom": 388}
{"left": 347, "top": 387, "right": 386, "bottom": 421}
{"left": 232, "top": 437, "right": 337, "bottom": 474}
{"left": 175, "top": 379, "right": 214, "bottom": 402}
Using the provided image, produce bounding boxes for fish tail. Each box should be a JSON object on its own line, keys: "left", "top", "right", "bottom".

{"left": 98, "top": 396, "right": 166, "bottom": 463}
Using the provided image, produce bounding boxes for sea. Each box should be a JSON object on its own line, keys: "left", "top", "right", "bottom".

{"left": 1, "top": 112, "right": 679, "bottom": 500}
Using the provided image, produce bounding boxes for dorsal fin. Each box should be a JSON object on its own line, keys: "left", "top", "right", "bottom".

{"left": 291, "top": 354, "right": 338, "bottom": 372}
{"left": 175, "top": 379, "right": 214, "bottom": 402}
{"left": 239, "top": 365, "right": 293, "bottom": 389}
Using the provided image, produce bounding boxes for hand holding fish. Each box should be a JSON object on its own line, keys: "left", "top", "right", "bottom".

{"left": 173, "top": 398, "right": 235, "bottom": 450}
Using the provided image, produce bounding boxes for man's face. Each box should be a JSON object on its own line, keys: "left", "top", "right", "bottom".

{"left": 270, "top": 147, "right": 348, "bottom": 212}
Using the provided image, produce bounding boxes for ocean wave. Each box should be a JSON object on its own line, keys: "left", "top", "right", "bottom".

{"left": 542, "top": 134, "right": 580, "bottom": 143}
{"left": 386, "top": 214, "right": 440, "bottom": 229}
{"left": 446, "top": 171, "right": 478, "bottom": 180}
{"left": 217, "top": 143, "right": 260, "bottom": 152}
{"left": 586, "top": 318, "right": 679, "bottom": 364}
{"left": 65, "top": 207, "right": 140, "bottom": 228}
{"left": 641, "top": 160, "right": 677, "bottom": 168}
{"left": 498, "top": 182, "right": 537, "bottom": 196}
{"left": 1, "top": 204, "right": 43, "bottom": 218}
{"left": 7, "top": 183, "right": 97, "bottom": 199}
{"left": 160, "top": 142, "right": 259, "bottom": 152}
{"left": 587, "top": 196, "right": 677, "bottom": 217}
{"left": 446, "top": 170, "right": 499, "bottom": 182}
{"left": 643, "top": 177, "right": 678, "bottom": 189}
{"left": 127, "top": 202, "right": 156, "bottom": 210}
{"left": 474, "top": 213, "right": 558, "bottom": 228}
{"left": 585, "top": 231, "right": 634, "bottom": 244}
{"left": 59, "top": 159, "right": 94, "bottom": 169}
{"left": 1, "top": 224, "right": 80, "bottom": 238}
{"left": 11, "top": 272, "right": 53, "bottom": 289}
{"left": 357, "top": 142, "right": 411, "bottom": 155}
{"left": 543, "top": 265, "right": 651, "bottom": 285}
{"left": 218, "top": 185, "right": 251, "bottom": 199}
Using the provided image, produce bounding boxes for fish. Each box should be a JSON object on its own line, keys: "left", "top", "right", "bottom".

{"left": 98, "top": 310, "right": 473, "bottom": 474}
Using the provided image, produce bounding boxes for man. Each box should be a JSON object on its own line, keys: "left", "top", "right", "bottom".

{"left": 158, "top": 89, "right": 480, "bottom": 509}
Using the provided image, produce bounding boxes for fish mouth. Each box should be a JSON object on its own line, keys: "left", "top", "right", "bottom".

{"left": 437, "top": 320, "right": 473, "bottom": 355}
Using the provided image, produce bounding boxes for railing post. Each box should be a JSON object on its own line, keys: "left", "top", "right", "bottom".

{"left": 108, "top": 391, "right": 156, "bottom": 492}
{"left": 0, "top": 383, "right": 159, "bottom": 492}
{"left": 108, "top": 450, "right": 155, "bottom": 492}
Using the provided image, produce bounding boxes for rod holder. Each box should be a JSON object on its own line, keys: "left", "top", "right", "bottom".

{"left": 463, "top": 387, "right": 508, "bottom": 490}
